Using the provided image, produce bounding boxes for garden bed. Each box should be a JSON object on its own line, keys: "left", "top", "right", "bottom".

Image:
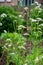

{"left": 0, "top": 2, "right": 43, "bottom": 65}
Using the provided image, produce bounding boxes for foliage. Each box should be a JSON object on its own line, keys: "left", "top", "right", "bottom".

{"left": 0, "top": 2, "right": 43, "bottom": 65}
{"left": 0, "top": 5, "right": 19, "bottom": 16}
{"left": 27, "top": 19, "right": 43, "bottom": 65}
{"left": 27, "top": 3, "right": 43, "bottom": 65}
{"left": 30, "top": 3, "right": 43, "bottom": 43}
{"left": 30, "top": 6, "right": 43, "bottom": 19}
{"left": 0, "top": 6, "right": 26, "bottom": 34}
{"left": 0, "top": 14, "right": 15, "bottom": 33}
{"left": 0, "top": 32, "right": 26, "bottom": 65}
{"left": 29, "top": 18, "right": 43, "bottom": 45}
{"left": 0, "top": 32, "right": 26, "bottom": 46}
{"left": 0, "top": 5, "right": 19, "bottom": 34}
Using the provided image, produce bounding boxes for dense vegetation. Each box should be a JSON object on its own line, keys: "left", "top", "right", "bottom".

{"left": 0, "top": 2, "right": 43, "bottom": 65}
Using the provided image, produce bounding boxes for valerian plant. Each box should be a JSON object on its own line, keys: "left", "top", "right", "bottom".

{"left": 29, "top": 18, "right": 42, "bottom": 46}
